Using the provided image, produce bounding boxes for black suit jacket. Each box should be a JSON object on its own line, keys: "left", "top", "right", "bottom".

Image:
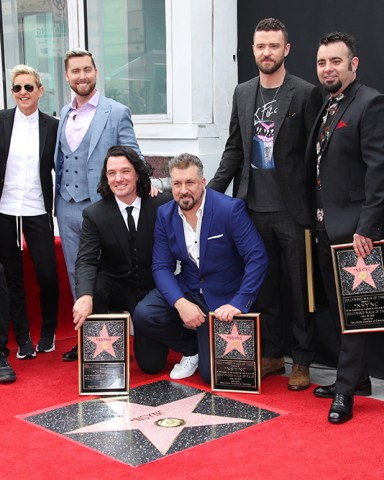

{"left": 75, "top": 193, "right": 172, "bottom": 298}
{"left": 0, "top": 108, "right": 59, "bottom": 213}
{"left": 306, "top": 80, "right": 384, "bottom": 244}
{"left": 208, "top": 73, "right": 323, "bottom": 225}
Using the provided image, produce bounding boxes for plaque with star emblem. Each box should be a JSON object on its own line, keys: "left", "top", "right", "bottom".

{"left": 79, "top": 313, "right": 130, "bottom": 395}
{"left": 331, "top": 241, "right": 384, "bottom": 333}
{"left": 209, "top": 313, "right": 261, "bottom": 393}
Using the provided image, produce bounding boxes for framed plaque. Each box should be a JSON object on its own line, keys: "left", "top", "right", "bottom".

{"left": 331, "top": 241, "right": 384, "bottom": 333}
{"left": 79, "top": 313, "right": 130, "bottom": 395}
{"left": 209, "top": 313, "right": 261, "bottom": 394}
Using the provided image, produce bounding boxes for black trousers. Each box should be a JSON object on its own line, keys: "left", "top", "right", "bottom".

{"left": 249, "top": 210, "right": 315, "bottom": 366}
{"left": 91, "top": 272, "right": 169, "bottom": 374}
{"left": 0, "top": 263, "right": 10, "bottom": 355}
{"left": 0, "top": 213, "right": 59, "bottom": 348}
{"left": 317, "top": 230, "right": 369, "bottom": 394}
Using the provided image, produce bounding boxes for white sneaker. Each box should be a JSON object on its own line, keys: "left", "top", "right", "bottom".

{"left": 170, "top": 354, "right": 199, "bottom": 379}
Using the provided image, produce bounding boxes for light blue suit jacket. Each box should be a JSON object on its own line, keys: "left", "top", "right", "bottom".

{"left": 54, "top": 94, "right": 142, "bottom": 205}
{"left": 152, "top": 188, "right": 268, "bottom": 312}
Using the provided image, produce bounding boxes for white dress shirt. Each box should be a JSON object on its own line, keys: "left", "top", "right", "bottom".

{"left": 0, "top": 107, "right": 45, "bottom": 216}
{"left": 115, "top": 195, "right": 141, "bottom": 231}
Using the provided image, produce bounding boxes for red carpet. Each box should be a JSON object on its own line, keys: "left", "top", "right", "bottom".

{"left": 3, "top": 239, "right": 384, "bottom": 479}
{"left": 1, "top": 337, "right": 384, "bottom": 480}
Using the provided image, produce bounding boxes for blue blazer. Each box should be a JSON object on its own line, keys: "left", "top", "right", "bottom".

{"left": 54, "top": 94, "right": 142, "bottom": 205}
{"left": 152, "top": 188, "right": 268, "bottom": 312}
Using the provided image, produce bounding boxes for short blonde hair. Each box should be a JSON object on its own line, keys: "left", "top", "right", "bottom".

{"left": 11, "top": 65, "right": 43, "bottom": 87}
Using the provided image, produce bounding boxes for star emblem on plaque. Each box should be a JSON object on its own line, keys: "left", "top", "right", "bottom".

{"left": 331, "top": 242, "right": 384, "bottom": 333}
{"left": 87, "top": 324, "right": 120, "bottom": 358}
{"left": 218, "top": 323, "right": 253, "bottom": 356}
{"left": 342, "top": 256, "right": 380, "bottom": 291}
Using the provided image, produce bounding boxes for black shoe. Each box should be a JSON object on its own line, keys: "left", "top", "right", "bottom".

{"left": 313, "top": 377, "right": 372, "bottom": 398}
{"left": 16, "top": 336, "right": 36, "bottom": 360}
{"left": 328, "top": 393, "right": 353, "bottom": 424}
{"left": 0, "top": 352, "right": 16, "bottom": 383}
{"left": 36, "top": 335, "right": 55, "bottom": 353}
{"left": 62, "top": 344, "right": 78, "bottom": 361}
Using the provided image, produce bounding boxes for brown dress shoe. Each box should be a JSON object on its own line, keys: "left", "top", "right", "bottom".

{"left": 288, "top": 364, "right": 310, "bottom": 390}
{"left": 261, "top": 357, "right": 285, "bottom": 378}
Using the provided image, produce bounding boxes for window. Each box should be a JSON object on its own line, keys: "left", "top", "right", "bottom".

{"left": 1, "top": 0, "right": 69, "bottom": 116}
{"left": 86, "top": 0, "right": 167, "bottom": 115}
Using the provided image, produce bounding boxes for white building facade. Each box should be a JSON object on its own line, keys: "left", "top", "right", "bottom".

{"left": 0, "top": 0, "right": 239, "bottom": 180}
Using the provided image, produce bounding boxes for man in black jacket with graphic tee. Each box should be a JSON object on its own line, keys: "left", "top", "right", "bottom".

{"left": 307, "top": 32, "right": 384, "bottom": 423}
{"left": 208, "top": 18, "right": 323, "bottom": 390}
{"left": 71, "top": 146, "right": 172, "bottom": 371}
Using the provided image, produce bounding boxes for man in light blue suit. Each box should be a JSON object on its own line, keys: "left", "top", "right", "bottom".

{"left": 54, "top": 49, "right": 143, "bottom": 361}
{"left": 133, "top": 153, "right": 268, "bottom": 384}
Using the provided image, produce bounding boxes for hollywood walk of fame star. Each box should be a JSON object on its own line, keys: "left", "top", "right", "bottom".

{"left": 343, "top": 256, "right": 380, "bottom": 290}
{"left": 218, "top": 323, "right": 252, "bottom": 356}
{"left": 87, "top": 323, "right": 120, "bottom": 358}
{"left": 68, "top": 393, "right": 253, "bottom": 454}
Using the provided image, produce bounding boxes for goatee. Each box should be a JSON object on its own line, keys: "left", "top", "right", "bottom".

{"left": 322, "top": 80, "right": 342, "bottom": 94}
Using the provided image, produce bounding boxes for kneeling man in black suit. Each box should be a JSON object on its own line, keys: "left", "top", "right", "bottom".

{"left": 67, "top": 145, "right": 172, "bottom": 370}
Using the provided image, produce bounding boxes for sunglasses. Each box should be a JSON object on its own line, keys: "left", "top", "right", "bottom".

{"left": 12, "top": 84, "right": 35, "bottom": 93}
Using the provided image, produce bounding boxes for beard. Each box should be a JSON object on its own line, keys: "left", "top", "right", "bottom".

{"left": 322, "top": 80, "right": 342, "bottom": 94}
{"left": 71, "top": 81, "right": 97, "bottom": 97}
{"left": 177, "top": 194, "right": 197, "bottom": 211}
{"left": 177, "top": 188, "right": 204, "bottom": 212}
{"left": 256, "top": 56, "right": 284, "bottom": 75}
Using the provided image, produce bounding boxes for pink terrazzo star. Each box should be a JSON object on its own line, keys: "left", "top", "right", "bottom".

{"left": 68, "top": 393, "right": 252, "bottom": 454}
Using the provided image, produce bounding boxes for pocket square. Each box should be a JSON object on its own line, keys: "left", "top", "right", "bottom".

{"left": 207, "top": 234, "right": 224, "bottom": 240}
{"left": 336, "top": 120, "right": 347, "bottom": 129}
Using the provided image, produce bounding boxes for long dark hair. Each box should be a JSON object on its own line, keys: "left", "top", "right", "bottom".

{"left": 97, "top": 146, "right": 153, "bottom": 199}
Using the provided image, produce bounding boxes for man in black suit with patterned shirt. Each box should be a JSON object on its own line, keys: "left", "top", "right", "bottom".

{"left": 307, "top": 32, "right": 384, "bottom": 423}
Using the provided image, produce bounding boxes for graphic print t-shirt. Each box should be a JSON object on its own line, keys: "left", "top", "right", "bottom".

{"left": 248, "top": 86, "right": 285, "bottom": 212}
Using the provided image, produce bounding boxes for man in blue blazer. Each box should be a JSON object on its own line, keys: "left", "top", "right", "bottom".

{"left": 54, "top": 49, "right": 143, "bottom": 361}
{"left": 133, "top": 153, "right": 268, "bottom": 384}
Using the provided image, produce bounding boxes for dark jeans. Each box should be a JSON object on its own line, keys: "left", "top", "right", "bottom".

{"left": 249, "top": 210, "right": 315, "bottom": 365}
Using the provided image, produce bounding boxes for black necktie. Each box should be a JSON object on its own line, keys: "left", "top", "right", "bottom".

{"left": 126, "top": 206, "right": 136, "bottom": 236}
